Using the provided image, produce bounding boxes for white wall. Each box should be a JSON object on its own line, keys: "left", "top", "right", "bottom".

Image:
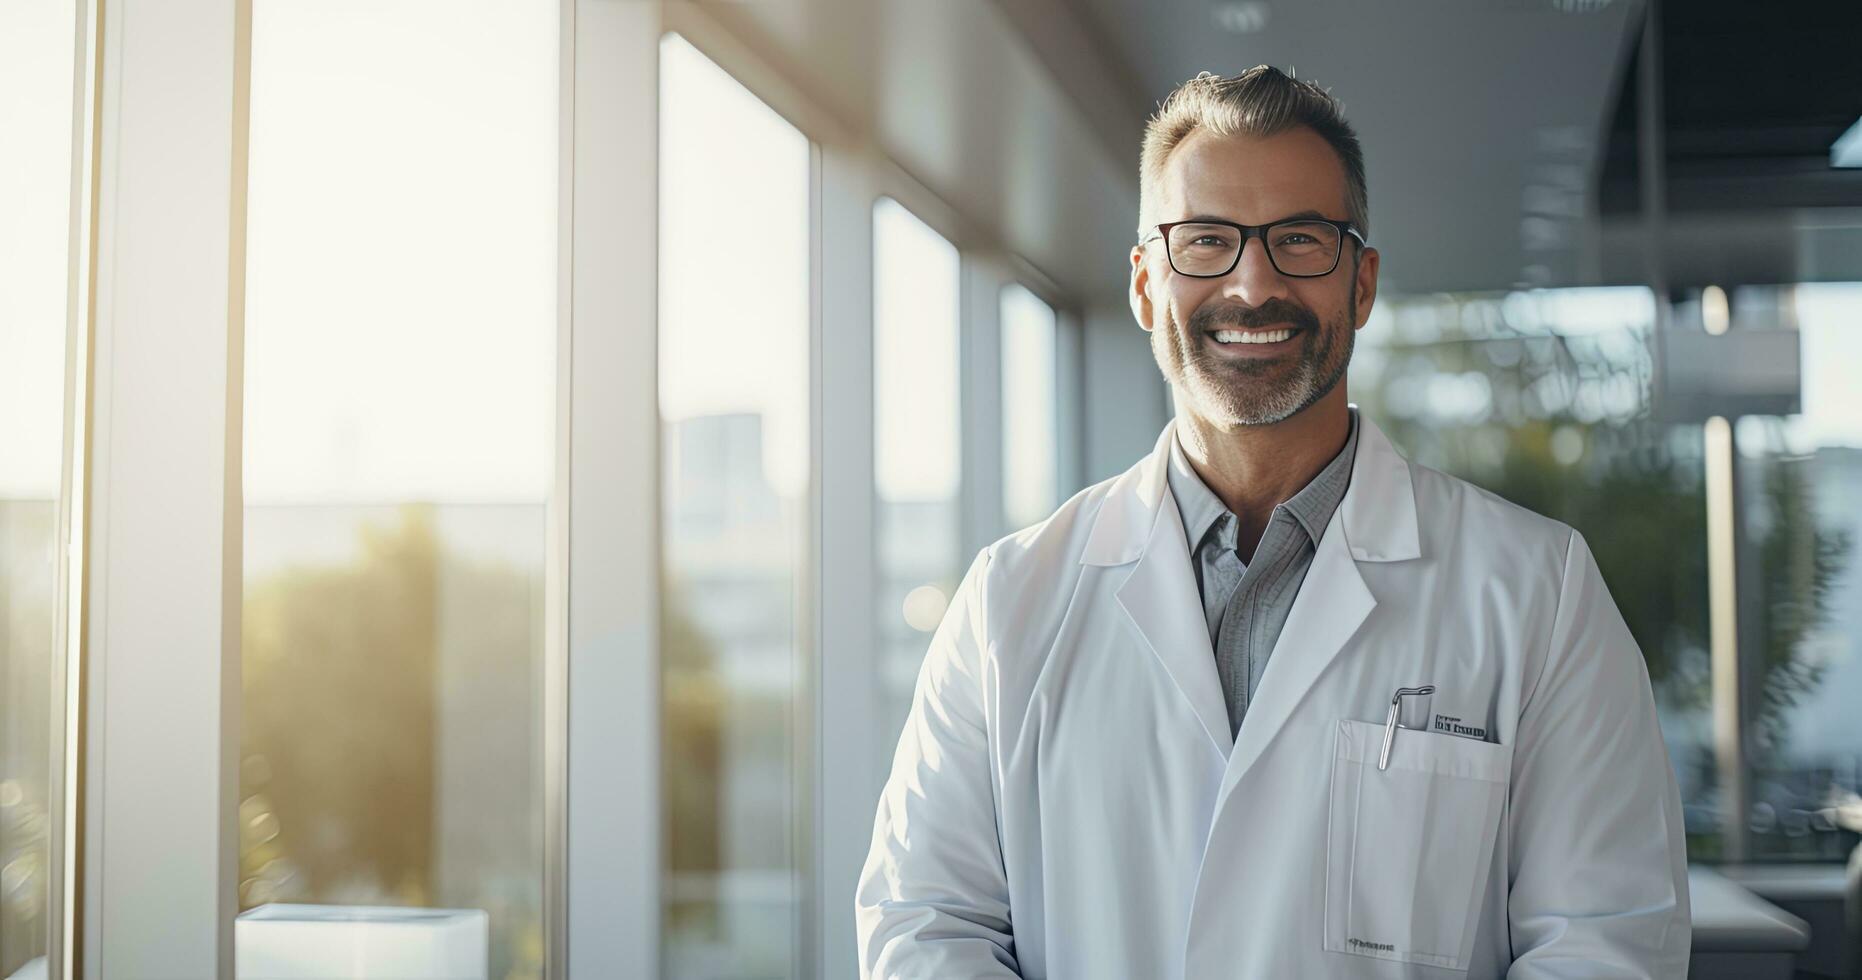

{"left": 1082, "top": 303, "right": 1169, "bottom": 485}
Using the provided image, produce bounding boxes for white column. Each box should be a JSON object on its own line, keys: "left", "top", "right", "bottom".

{"left": 564, "top": 1, "right": 661, "bottom": 976}
{"left": 83, "top": 0, "right": 244, "bottom": 975}
{"left": 813, "top": 142, "right": 882, "bottom": 980}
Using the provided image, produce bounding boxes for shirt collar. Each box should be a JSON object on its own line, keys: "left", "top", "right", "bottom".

{"left": 1166, "top": 408, "right": 1362, "bottom": 556}
{"left": 1166, "top": 428, "right": 1234, "bottom": 556}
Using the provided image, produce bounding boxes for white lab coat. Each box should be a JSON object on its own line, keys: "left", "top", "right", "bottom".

{"left": 857, "top": 414, "right": 1691, "bottom": 979}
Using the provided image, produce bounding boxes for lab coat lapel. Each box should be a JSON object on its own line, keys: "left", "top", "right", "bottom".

{"left": 1116, "top": 508, "right": 1232, "bottom": 757}
{"left": 1085, "top": 420, "right": 1233, "bottom": 758}
{"left": 1212, "top": 508, "right": 1373, "bottom": 810}
{"left": 1211, "top": 413, "right": 1420, "bottom": 812}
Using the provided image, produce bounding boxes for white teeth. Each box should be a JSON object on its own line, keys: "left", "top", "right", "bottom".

{"left": 1213, "top": 328, "right": 1293, "bottom": 344}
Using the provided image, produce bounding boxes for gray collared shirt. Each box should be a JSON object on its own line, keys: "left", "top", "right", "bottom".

{"left": 1166, "top": 410, "right": 1360, "bottom": 739}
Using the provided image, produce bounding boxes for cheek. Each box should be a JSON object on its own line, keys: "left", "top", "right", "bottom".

{"left": 1297, "top": 285, "right": 1350, "bottom": 325}
{"left": 1168, "top": 283, "right": 1219, "bottom": 328}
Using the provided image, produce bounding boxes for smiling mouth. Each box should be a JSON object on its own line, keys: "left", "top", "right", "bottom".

{"left": 1209, "top": 327, "right": 1297, "bottom": 345}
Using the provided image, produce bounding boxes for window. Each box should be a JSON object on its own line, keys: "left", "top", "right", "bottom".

{"left": 873, "top": 197, "right": 964, "bottom": 731}
{"left": 1000, "top": 283, "right": 1059, "bottom": 531}
{"left": 0, "top": 0, "right": 79, "bottom": 973}
{"left": 239, "top": 3, "right": 559, "bottom": 977}
{"left": 1730, "top": 283, "right": 1862, "bottom": 862}
{"left": 658, "top": 34, "right": 811, "bottom": 979}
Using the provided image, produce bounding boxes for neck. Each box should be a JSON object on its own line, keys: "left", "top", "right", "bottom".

{"left": 1174, "top": 386, "right": 1352, "bottom": 536}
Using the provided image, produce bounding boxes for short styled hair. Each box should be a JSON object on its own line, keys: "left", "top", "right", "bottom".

{"left": 1136, "top": 66, "right": 1369, "bottom": 243}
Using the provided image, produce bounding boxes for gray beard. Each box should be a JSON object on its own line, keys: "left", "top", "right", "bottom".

{"left": 1161, "top": 293, "right": 1355, "bottom": 427}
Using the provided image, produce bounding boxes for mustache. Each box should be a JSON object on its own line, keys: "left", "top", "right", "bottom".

{"left": 1188, "top": 298, "right": 1320, "bottom": 334}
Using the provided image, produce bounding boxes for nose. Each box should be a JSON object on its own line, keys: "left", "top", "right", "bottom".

{"left": 1219, "top": 232, "right": 1294, "bottom": 308}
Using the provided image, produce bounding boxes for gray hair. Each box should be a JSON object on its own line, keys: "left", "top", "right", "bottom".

{"left": 1137, "top": 66, "right": 1368, "bottom": 242}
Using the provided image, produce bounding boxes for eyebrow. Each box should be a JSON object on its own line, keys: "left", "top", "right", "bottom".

{"left": 1182, "top": 209, "right": 1328, "bottom": 224}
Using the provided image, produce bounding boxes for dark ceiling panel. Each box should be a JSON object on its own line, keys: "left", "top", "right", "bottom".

{"left": 1599, "top": 0, "right": 1862, "bottom": 216}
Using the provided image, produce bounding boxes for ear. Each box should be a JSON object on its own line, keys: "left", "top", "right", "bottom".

{"left": 1351, "top": 244, "right": 1379, "bottom": 330}
{"left": 1130, "top": 244, "right": 1156, "bottom": 332}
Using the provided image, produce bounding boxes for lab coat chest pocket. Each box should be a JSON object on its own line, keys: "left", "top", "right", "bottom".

{"left": 1324, "top": 719, "right": 1511, "bottom": 972}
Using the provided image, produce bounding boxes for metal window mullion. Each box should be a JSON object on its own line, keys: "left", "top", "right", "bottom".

{"left": 541, "top": 0, "right": 575, "bottom": 974}
{"left": 82, "top": 0, "right": 245, "bottom": 975}
{"left": 563, "top": 1, "right": 661, "bottom": 977}
{"left": 814, "top": 143, "right": 880, "bottom": 980}
{"left": 1703, "top": 416, "right": 1748, "bottom": 861}
{"left": 53, "top": 0, "right": 105, "bottom": 974}
{"left": 1054, "top": 308, "right": 1087, "bottom": 500}
{"left": 962, "top": 255, "right": 1005, "bottom": 553}
{"left": 792, "top": 138, "right": 825, "bottom": 980}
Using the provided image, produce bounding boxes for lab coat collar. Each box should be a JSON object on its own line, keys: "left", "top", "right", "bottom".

{"left": 1091, "top": 407, "right": 1421, "bottom": 761}
{"left": 1081, "top": 408, "right": 1421, "bottom": 569}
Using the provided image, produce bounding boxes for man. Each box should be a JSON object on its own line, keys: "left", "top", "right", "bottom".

{"left": 856, "top": 66, "right": 1690, "bottom": 979}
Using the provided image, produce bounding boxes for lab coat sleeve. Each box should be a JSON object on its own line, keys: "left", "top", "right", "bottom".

{"left": 856, "top": 547, "right": 1021, "bottom": 979}
{"left": 1506, "top": 530, "right": 1692, "bottom": 979}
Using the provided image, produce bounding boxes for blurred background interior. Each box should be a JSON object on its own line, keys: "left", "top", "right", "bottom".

{"left": 2, "top": 0, "right": 1860, "bottom": 977}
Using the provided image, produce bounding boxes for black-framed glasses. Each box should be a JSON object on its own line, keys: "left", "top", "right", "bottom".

{"left": 1140, "top": 217, "right": 1366, "bottom": 279}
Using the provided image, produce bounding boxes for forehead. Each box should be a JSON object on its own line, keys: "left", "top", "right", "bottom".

{"left": 1156, "top": 125, "right": 1350, "bottom": 225}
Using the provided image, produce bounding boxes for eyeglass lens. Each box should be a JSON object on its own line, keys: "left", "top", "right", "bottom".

{"left": 1166, "top": 221, "right": 1343, "bottom": 277}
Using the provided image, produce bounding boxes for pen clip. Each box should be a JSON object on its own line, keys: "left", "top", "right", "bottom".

{"left": 1378, "top": 685, "right": 1436, "bottom": 772}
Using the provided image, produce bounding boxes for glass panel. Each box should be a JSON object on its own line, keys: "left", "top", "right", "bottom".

{"left": 1349, "top": 288, "right": 1721, "bottom": 854}
{"left": 1000, "top": 283, "right": 1058, "bottom": 532}
{"left": 658, "top": 33, "right": 810, "bottom": 979}
{"left": 239, "top": 3, "right": 558, "bottom": 978}
{"left": 1736, "top": 283, "right": 1862, "bottom": 862}
{"left": 873, "top": 197, "right": 963, "bottom": 732}
{"left": 0, "top": 1, "right": 77, "bottom": 974}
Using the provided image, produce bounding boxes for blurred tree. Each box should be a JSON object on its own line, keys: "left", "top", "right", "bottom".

{"left": 1749, "top": 459, "right": 1852, "bottom": 760}
{"left": 662, "top": 581, "right": 723, "bottom": 884}
{"left": 241, "top": 504, "right": 545, "bottom": 980}
{"left": 241, "top": 504, "right": 439, "bottom": 911}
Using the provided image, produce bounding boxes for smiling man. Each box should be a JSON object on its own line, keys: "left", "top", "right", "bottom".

{"left": 857, "top": 67, "right": 1691, "bottom": 979}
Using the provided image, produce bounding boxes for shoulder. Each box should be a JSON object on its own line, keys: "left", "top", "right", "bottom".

{"left": 1407, "top": 460, "right": 1574, "bottom": 550}
{"left": 981, "top": 474, "right": 1123, "bottom": 593}
{"left": 1403, "top": 460, "right": 1578, "bottom": 589}
{"left": 953, "top": 466, "right": 1138, "bottom": 661}
{"left": 989, "top": 419, "right": 1177, "bottom": 578}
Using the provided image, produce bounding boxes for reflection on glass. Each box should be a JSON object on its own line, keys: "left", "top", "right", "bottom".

{"left": 1000, "top": 284, "right": 1058, "bottom": 532}
{"left": 873, "top": 197, "right": 963, "bottom": 730}
{"left": 241, "top": 3, "right": 558, "bottom": 978}
{"left": 1349, "top": 288, "right": 1719, "bottom": 853}
{"left": 1730, "top": 284, "right": 1862, "bottom": 862}
{"left": 0, "top": 0, "right": 77, "bottom": 973}
{"left": 658, "top": 33, "right": 809, "bottom": 979}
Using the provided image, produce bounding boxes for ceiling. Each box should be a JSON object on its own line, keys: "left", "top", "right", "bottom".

{"left": 1599, "top": 0, "right": 1862, "bottom": 216}
{"left": 1030, "top": 0, "right": 1862, "bottom": 294}
{"left": 1593, "top": 0, "right": 1862, "bottom": 288}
